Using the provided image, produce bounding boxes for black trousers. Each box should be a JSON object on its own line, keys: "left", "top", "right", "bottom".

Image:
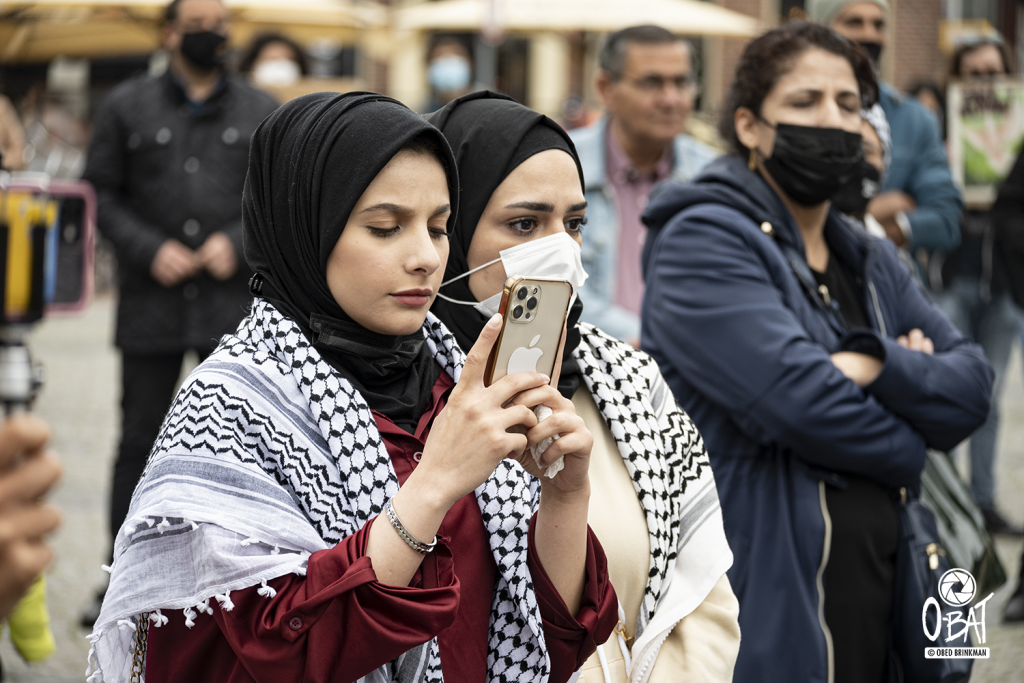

{"left": 823, "top": 477, "right": 899, "bottom": 683}
{"left": 107, "top": 351, "right": 209, "bottom": 559}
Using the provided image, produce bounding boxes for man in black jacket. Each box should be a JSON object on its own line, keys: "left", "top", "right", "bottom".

{"left": 81, "top": 0, "right": 277, "bottom": 624}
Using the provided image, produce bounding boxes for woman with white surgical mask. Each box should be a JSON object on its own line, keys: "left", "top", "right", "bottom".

{"left": 424, "top": 38, "right": 474, "bottom": 111}
{"left": 239, "top": 32, "right": 309, "bottom": 90}
{"left": 430, "top": 91, "right": 740, "bottom": 683}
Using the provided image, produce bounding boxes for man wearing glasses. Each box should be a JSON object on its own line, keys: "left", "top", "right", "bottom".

{"left": 570, "top": 25, "right": 717, "bottom": 345}
{"left": 81, "top": 0, "right": 278, "bottom": 626}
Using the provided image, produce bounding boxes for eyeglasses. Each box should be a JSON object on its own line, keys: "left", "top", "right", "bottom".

{"left": 625, "top": 74, "right": 700, "bottom": 95}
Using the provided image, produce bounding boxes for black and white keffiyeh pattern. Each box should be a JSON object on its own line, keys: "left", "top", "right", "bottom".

{"left": 574, "top": 323, "right": 722, "bottom": 640}
{"left": 86, "top": 300, "right": 547, "bottom": 683}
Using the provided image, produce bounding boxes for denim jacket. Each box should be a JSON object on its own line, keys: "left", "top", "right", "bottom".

{"left": 569, "top": 117, "right": 719, "bottom": 341}
{"left": 878, "top": 83, "right": 962, "bottom": 254}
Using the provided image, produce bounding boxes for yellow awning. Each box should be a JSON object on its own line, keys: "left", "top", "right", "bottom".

{"left": 395, "top": 0, "right": 761, "bottom": 37}
{"left": 0, "top": 0, "right": 386, "bottom": 62}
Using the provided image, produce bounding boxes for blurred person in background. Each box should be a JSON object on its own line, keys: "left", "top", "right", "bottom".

{"left": 991, "top": 146, "right": 1024, "bottom": 621}
{"left": 906, "top": 80, "right": 946, "bottom": 138}
{"left": 79, "top": 0, "right": 278, "bottom": 626}
{"left": 238, "top": 31, "right": 310, "bottom": 90}
{"left": 952, "top": 35, "right": 1013, "bottom": 79}
{"left": 834, "top": 104, "right": 924, "bottom": 281}
{"left": 831, "top": 103, "right": 889, "bottom": 226}
{"left": 809, "top": 0, "right": 964, "bottom": 256}
{"left": 569, "top": 25, "right": 718, "bottom": 345}
{"left": 929, "top": 35, "right": 1022, "bottom": 536}
{"left": 640, "top": 22, "right": 992, "bottom": 683}
{"left": 424, "top": 36, "right": 476, "bottom": 112}
{"left": 0, "top": 95, "right": 26, "bottom": 170}
{"left": 19, "top": 89, "right": 90, "bottom": 179}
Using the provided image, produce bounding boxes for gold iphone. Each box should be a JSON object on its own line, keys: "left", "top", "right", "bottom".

{"left": 484, "top": 276, "right": 574, "bottom": 387}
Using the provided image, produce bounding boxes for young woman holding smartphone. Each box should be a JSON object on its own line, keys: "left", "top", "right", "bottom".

{"left": 87, "top": 91, "right": 615, "bottom": 683}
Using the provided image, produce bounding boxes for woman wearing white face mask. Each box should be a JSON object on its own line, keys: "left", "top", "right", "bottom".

{"left": 429, "top": 91, "right": 740, "bottom": 683}
{"left": 239, "top": 32, "right": 309, "bottom": 90}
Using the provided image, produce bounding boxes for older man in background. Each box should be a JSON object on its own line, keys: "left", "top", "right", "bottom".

{"left": 570, "top": 25, "right": 718, "bottom": 344}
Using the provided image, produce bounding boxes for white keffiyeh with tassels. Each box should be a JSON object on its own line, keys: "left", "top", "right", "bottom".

{"left": 86, "top": 300, "right": 549, "bottom": 683}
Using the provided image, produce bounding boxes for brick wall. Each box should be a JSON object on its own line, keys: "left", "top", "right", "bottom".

{"left": 707, "top": 0, "right": 949, "bottom": 108}
{"left": 891, "top": 0, "right": 947, "bottom": 90}
{"left": 717, "top": 0, "right": 764, "bottom": 104}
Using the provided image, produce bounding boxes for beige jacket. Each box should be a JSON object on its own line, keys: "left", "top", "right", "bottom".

{"left": 573, "top": 325, "right": 741, "bottom": 683}
{"left": 572, "top": 376, "right": 740, "bottom": 683}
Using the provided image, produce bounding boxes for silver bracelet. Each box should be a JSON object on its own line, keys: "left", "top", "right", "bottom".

{"left": 384, "top": 499, "right": 437, "bottom": 555}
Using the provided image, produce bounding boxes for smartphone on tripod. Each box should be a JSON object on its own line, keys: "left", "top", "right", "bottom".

{"left": 0, "top": 174, "right": 96, "bottom": 412}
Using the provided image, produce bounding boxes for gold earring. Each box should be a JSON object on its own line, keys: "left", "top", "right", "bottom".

{"left": 748, "top": 147, "right": 757, "bottom": 171}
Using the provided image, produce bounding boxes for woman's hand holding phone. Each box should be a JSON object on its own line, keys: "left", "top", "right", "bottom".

{"left": 410, "top": 314, "right": 549, "bottom": 509}
{"left": 508, "top": 385, "right": 593, "bottom": 496}
{"left": 373, "top": 315, "right": 548, "bottom": 586}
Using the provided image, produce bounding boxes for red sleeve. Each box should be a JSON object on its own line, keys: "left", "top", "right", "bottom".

{"left": 148, "top": 517, "right": 460, "bottom": 683}
{"left": 527, "top": 515, "right": 618, "bottom": 683}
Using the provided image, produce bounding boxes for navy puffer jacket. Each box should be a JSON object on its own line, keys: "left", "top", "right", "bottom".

{"left": 639, "top": 155, "right": 992, "bottom": 683}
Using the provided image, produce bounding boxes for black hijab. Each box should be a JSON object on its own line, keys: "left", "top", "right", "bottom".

{"left": 243, "top": 91, "right": 459, "bottom": 431}
{"left": 427, "top": 91, "right": 586, "bottom": 399}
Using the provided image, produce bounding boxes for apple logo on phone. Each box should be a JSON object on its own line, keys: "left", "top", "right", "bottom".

{"left": 507, "top": 334, "right": 544, "bottom": 375}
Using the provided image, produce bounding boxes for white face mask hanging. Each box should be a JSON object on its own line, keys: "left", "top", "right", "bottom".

{"left": 437, "top": 232, "right": 589, "bottom": 316}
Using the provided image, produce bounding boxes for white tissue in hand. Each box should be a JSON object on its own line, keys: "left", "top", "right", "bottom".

{"left": 530, "top": 404, "right": 564, "bottom": 478}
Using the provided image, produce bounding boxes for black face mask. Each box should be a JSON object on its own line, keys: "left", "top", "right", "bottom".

{"left": 858, "top": 41, "right": 883, "bottom": 66}
{"left": 180, "top": 31, "right": 228, "bottom": 71}
{"left": 831, "top": 161, "right": 882, "bottom": 216}
{"left": 759, "top": 122, "right": 864, "bottom": 207}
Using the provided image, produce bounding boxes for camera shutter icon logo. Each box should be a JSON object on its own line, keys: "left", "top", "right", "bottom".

{"left": 939, "top": 568, "right": 976, "bottom": 607}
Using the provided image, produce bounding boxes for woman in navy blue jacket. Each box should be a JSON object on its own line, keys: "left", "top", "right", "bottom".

{"left": 640, "top": 22, "right": 993, "bottom": 683}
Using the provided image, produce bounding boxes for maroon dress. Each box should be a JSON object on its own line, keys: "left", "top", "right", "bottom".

{"left": 145, "top": 372, "right": 616, "bottom": 683}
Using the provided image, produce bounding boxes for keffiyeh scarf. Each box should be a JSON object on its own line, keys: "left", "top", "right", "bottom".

{"left": 87, "top": 300, "right": 548, "bottom": 683}
{"left": 574, "top": 323, "right": 728, "bottom": 641}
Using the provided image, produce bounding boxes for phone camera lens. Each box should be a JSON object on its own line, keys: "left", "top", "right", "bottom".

{"left": 525, "top": 313, "right": 531, "bottom": 319}
{"left": 526, "top": 297, "right": 538, "bottom": 310}
{"left": 517, "top": 287, "right": 528, "bottom": 300}
{"left": 512, "top": 305, "right": 524, "bottom": 318}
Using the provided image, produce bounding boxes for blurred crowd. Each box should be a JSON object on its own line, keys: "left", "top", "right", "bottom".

{"left": 0, "top": 0, "right": 1023, "bottom": 681}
